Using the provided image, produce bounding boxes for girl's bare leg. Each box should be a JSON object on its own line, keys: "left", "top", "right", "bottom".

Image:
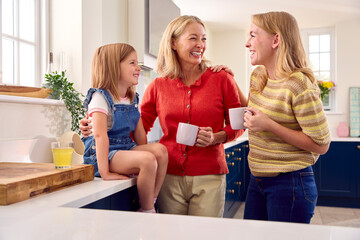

{"left": 110, "top": 150, "right": 157, "bottom": 210}
{"left": 133, "top": 143, "right": 168, "bottom": 198}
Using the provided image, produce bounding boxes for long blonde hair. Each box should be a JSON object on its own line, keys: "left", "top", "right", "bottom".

{"left": 157, "top": 15, "right": 209, "bottom": 79}
{"left": 91, "top": 43, "right": 136, "bottom": 102}
{"left": 251, "top": 11, "right": 315, "bottom": 93}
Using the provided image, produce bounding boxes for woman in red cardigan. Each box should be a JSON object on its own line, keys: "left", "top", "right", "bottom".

{"left": 139, "top": 15, "right": 246, "bottom": 217}
{"left": 81, "top": 15, "right": 247, "bottom": 217}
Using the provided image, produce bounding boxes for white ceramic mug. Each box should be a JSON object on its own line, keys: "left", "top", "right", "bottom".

{"left": 176, "top": 122, "right": 199, "bottom": 146}
{"left": 229, "top": 107, "right": 253, "bottom": 130}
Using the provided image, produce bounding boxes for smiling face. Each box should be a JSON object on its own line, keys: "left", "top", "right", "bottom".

{"left": 171, "top": 22, "right": 206, "bottom": 69}
{"left": 245, "top": 23, "right": 278, "bottom": 68}
{"left": 119, "top": 51, "right": 141, "bottom": 88}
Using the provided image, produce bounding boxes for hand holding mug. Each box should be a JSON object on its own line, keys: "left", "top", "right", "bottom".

{"left": 229, "top": 107, "right": 253, "bottom": 130}
{"left": 244, "top": 107, "right": 272, "bottom": 132}
{"left": 176, "top": 123, "right": 199, "bottom": 146}
{"left": 196, "top": 127, "right": 215, "bottom": 147}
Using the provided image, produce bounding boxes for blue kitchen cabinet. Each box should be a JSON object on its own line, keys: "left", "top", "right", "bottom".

{"left": 82, "top": 141, "right": 251, "bottom": 216}
{"left": 313, "top": 141, "right": 360, "bottom": 207}
{"left": 223, "top": 141, "right": 250, "bottom": 218}
{"left": 81, "top": 185, "right": 139, "bottom": 211}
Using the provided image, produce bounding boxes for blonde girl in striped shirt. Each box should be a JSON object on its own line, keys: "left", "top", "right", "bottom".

{"left": 243, "top": 11, "right": 331, "bottom": 223}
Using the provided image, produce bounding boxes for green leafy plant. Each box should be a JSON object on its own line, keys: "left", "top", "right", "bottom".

{"left": 43, "top": 71, "right": 86, "bottom": 134}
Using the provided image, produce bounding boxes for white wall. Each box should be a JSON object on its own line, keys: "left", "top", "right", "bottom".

{"left": 208, "top": 29, "right": 248, "bottom": 96}
{"left": 49, "top": 0, "right": 82, "bottom": 92}
{"left": 50, "top": 0, "right": 128, "bottom": 95}
{"left": 325, "top": 17, "right": 360, "bottom": 137}
{"left": 0, "top": 100, "right": 70, "bottom": 140}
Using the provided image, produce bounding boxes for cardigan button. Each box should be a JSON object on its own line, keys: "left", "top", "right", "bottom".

{"left": 188, "top": 90, "right": 191, "bottom": 94}
{"left": 186, "top": 105, "right": 190, "bottom": 108}
{"left": 183, "top": 153, "right": 187, "bottom": 157}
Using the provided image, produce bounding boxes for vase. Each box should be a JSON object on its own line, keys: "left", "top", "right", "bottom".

{"left": 337, "top": 121, "right": 349, "bottom": 137}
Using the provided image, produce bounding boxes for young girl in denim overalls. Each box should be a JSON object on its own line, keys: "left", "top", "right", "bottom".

{"left": 82, "top": 43, "right": 168, "bottom": 213}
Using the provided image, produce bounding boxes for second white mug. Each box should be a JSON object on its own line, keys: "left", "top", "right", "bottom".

{"left": 176, "top": 122, "right": 199, "bottom": 146}
{"left": 229, "top": 107, "right": 252, "bottom": 130}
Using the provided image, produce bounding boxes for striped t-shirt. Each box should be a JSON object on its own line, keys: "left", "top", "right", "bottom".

{"left": 247, "top": 66, "right": 331, "bottom": 177}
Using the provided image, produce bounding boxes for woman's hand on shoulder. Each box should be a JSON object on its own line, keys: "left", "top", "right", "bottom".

{"left": 79, "top": 116, "right": 93, "bottom": 137}
{"left": 209, "top": 65, "right": 234, "bottom": 76}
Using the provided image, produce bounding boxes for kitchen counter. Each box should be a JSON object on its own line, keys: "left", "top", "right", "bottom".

{"left": 1, "top": 136, "right": 359, "bottom": 239}
{"left": 224, "top": 135, "right": 249, "bottom": 148}
{"left": 1, "top": 174, "right": 360, "bottom": 239}
{"left": 331, "top": 137, "right": 360, "bottom": 142}
{"left": 225, "top": 135, "right": 360, "bottom": 146}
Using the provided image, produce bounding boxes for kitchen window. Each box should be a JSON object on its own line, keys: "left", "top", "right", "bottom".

{"left": 1, "top": 0, "right": 47, "bottom": 88}
{"left": 302, "top": 28, "right": 336, "bottom": 111}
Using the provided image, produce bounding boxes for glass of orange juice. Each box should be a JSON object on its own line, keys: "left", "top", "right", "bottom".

{"left": 51, "top": 141, "right": 74, "bottom": 169}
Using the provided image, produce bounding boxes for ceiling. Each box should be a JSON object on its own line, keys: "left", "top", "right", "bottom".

{"left": 173, "top": 0, "right": 360, "bottom": 31}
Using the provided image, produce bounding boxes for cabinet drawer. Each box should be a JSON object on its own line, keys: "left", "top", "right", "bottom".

{"left": 224, "top": 180, "right": 242, "bottom": 217}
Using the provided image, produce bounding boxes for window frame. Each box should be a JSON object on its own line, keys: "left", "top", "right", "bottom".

{"left": 1, "top": 0, "right": 48, "bottom": 88}
{"left": 302, "top": 27, "right": 336, "bottom": 111}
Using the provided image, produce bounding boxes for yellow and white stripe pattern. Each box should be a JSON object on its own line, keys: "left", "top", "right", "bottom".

{"left": 248, "top": 66, "right": 331, "bottom": 177}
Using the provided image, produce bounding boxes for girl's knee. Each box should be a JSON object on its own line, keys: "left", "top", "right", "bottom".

{"left": 154, "top": 143, "right": 168, "bottom": 160}
{"left": 141, "top": 152, "right": 158, "bottom": 171}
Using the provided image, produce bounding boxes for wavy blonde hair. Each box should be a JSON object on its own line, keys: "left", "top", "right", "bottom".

{"left": 157, "top": 15, "right": 209, "bottom": 79}
{"left": 91, "top": 43, "right": 136, "bottom": 102}
{"left": 251, "top": 11, "right": 315, "bottom": 93}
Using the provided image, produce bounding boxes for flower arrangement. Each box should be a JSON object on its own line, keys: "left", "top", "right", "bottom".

{"left": 317, "top": 81, "right": 335, "bottom": 101}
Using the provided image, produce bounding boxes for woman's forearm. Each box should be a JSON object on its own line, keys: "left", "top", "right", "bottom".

{"left": 94, "top": 135, "right": 110, "bottom": 176}
{"left": 213, "top": 130, "right": 227, "bottom": 145}
{"left": 236, "top": 83, "right": 248, "bottom": 107}
{"left": 267, "top": 120, "right": 329, "bottom": 154}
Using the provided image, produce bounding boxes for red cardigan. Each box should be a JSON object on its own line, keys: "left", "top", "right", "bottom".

{"left": 141, "top": 69, "right": 244, "bottom": 176}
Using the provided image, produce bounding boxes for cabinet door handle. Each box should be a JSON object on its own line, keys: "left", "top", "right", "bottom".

{"left": 234, "top": 157, "right": 241, "bottom": 161}
{"left": 226, "top": 154, "right": 230, "bottom": 158}
{"left": 227, "top": 162, "right": 234, "bottom": 167}
{"left": 235, "top": 181, "right": 242, "bottom": 186}
{"left": 234, "top": 148, "right": 241, "bottom": 152}
{"left": 357, "top": 145, "right": 360, "bottom": 150}
{"left": 227, "top": 189, "right": 235, "bottom": 194}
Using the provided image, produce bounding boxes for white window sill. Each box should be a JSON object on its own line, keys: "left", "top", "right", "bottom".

{"left": 0, "top": 95, "right": 64, "bottom": 106}
{"left": 324, "top": 111, "right": 343, "bottom": 115}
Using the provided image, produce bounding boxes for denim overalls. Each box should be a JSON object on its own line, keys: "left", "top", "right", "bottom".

{"left": 82, "top": 88, "right": 140, "bottom": 177}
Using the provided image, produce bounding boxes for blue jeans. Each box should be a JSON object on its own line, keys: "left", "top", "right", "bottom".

{"left": 244, "top": 166, "right": 317, "bottom": 223}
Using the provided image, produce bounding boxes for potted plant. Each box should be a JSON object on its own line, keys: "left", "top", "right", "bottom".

{"left": 43, "top": 71, "right": 86, "bottom": 134}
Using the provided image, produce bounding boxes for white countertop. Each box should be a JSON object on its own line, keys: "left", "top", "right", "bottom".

{"left": 331, "top": 137, "right": 360, "bottom": 142}
{"left": 1, "top": 176, "right": 359, "bottom": 240}
{"left": 224, "top": 136, "right": 248, "bottom": 149}
{"left": 224, "top": 135, "right": 360, "bottom": 148}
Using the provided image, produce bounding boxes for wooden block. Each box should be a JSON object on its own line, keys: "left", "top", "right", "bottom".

{"left": 0, "top": 162, "right": 94, "bottom": 205}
